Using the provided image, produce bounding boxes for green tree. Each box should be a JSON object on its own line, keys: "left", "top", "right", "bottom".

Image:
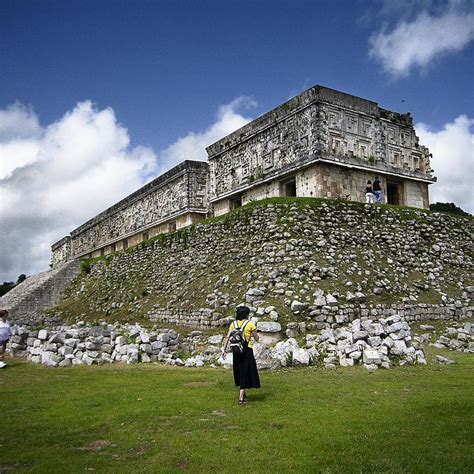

{"left": 429, "top": 202, "right": 470, "bottom": 217}
{"left": 0, "top": 281, "right": 15, "bottom": 297}
{"left": 16, "top": 274, "right": 27, "bottom": 284}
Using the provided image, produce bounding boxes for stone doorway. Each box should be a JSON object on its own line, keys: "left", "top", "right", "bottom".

{"left": 282, "top": 178, "right": 297, "bottom": 197}
{"left": 230, "top": 195, "right": 242, "bottom": 210}
{"left": 387, "top": 181, "right": 403, "bottom": 205}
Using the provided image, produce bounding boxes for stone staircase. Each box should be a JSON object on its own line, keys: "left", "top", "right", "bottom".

{"left": 0, "top": 260, "right": 81, "bottom": 323}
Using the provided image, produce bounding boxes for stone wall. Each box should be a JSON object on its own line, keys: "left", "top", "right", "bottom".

{"left": 223, "top": 162, "right": 430, "bottom": 212}
{"left": 53, "top": 199, "right": 473, "bottom": 331}
{"left": 404, "top": 180, "right": 429, "bottom": 209}
{"left": 51, "top": 237, "right": 71, "bottom": 268}
{"left": 7, "top": 315, "right": 473, "bottom": 370}
{"left": 51, "top": 160, "right": 209, "bottom": 265}
{"left": 145, "top": 302, "right": 472, "bottom": 329}
{"left": 207, "top": 85, "right": 434, "bottom": 209}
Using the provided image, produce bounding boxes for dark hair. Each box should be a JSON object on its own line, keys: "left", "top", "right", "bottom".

{"left": 236, "top": 306, "right": 250, "bottom": 320}
{"left": 0, "top": 309, "right": 8, "bottom": 318}
{"left": 367, "top": 180, "right": 372, "bottom": 184}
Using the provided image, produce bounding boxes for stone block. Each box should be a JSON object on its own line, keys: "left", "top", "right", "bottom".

{"left": 353, "top": 331, "right": 368, "bottom": 342}
{"left": 390, "top": 340, "right": 407, "bottom": 356}
{"left": 115, "top": 335, "right": 128, "bottom": 346}
{"left": 368, "top": 336, "right": 382, "bottom": 347}
{"left": 292, "top": 348, "right": 310, "bottom": 366}
{"left": 49, "top": 333, "right": 66, "bottom": 344}
{"left": 433, "top": 355, "right": 455, "bottom": 365}
{"left": 363, "top": 349, "right": 381, "bottom": 365}
{"left": 339, "top": 357, "right": 354, "bottom": 367}
{"left": 257, "top": 321, "right": 281, "bottom": 333}
{"left": 387, "top": 322, "right": 404, "bottom": 334}
{"left": 59, "top": 358, "right": 72, "bottom": 367}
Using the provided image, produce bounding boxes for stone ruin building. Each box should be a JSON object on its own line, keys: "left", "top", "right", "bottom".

{"left": 51, "top": 85, "right": 435, "bottom": 266}
{"left": 51, "top": 160, "right": 208, "bottom": 266}
{"left": 207, "top": 85, "right": 435, "bottom": 215}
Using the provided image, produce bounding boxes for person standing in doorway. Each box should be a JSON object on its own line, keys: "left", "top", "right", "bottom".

{"left": 373, "top": 176, "right": 383, "bottom": 204}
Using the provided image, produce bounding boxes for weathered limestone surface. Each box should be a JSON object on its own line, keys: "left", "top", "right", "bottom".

{"left": 0, "top": 260, "right": 80, "bottom": 320}
{"left": 51, "top": 86, "right": 437, "bottom": 267}
{"left": 14, "top": 314, "right": 467, "bottom": 371}
{"left": 48, "top": 200, "right": 472, "bottom": 329}
{"left": 51, "top": 237, "right": 72, "bottom": 268}
{"left": 207, "top": 85, "right": 434, "bottom": 211}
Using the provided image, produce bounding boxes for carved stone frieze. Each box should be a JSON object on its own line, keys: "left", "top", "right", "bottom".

{"left": 52, "top": 161, "right": 209, "bottom": 264}
{"left": 207, "top": 85, "right": 434, "bottom": 201}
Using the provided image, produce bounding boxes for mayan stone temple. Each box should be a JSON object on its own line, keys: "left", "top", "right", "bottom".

{"left": 51, "top": 160, "right": 208, "bottom": 266}
{"left": 207, "top": 85, "right": 435, "bottom": 215}
{"left": 51, "top": 85, "right": 435, "bottom": 265}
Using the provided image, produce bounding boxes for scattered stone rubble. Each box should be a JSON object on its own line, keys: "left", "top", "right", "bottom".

{"left": 9, "top": 323, "right": 183, "bottom": 367}
{"left": 430, "top": 322, "right": 474, "bottom": 353}
{"left": 433, "top": 355, "right": 455, "bottom": 365}
{"left": 252, "top": 314, "right": 427, "bottom": 371}
{"left": 7, "top": 314, "right": 436, "bottom": 371}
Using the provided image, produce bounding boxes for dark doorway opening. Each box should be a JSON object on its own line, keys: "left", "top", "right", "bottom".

{"left": 169, "top": 221, "right": 176, "bottom": 232}
{"left": 230, "top": 195, "right": 242, "bottom": 210}
{"left": 387, "top": 182, "right": 401, "bottom": 205}
{"left": 282, "top": 179, "right": 297, "bottom": 197}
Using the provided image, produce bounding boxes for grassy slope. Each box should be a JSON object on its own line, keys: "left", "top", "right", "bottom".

{"left": 2, "top": 346, "right": 473, "bottom": 473}
{"left": 54, "top": 197, "right": 473, "bottom": 326}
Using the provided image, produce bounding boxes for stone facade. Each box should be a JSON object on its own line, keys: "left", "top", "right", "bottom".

{"left": 51, "top": 236, "right": 72, "bottom": 268}
{"left": 51, "top": 160, "right": 209, "bottom": 266}
{"left": 51, "top": 85, "right": 438, "bottom": 266}
{"left": 206, "top": 85, "right": 435, "bottom": 215}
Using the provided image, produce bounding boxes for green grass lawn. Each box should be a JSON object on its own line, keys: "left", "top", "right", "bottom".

{"left": 2, "top": 348, "right": 473, "bottom": 473}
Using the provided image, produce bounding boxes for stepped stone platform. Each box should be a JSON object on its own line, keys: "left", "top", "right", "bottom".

{"left": 0, "top": 260, "right": 80, "bottom": 322}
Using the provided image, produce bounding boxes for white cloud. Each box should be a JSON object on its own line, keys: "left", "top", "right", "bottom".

{"left": 416, "top": 115, "right": 474, "bottom": 213}
{"left": 0, "top": 102, "right": 42, "bottom": 142}
{"left": 0, "top": 98, "right": 253, "bottom": 281}
{"left": 369, "top": 9, "right": 474, "bottom": 77}
{"left": 159, "top": 96, "right": 255, "bottom": 172}
{"left": 0, "top": 101, "right": 158, "bottom": 282}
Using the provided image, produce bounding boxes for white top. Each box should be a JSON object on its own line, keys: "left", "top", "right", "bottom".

{"left": 0, "top": 320, "right": 13, "bottom": 342}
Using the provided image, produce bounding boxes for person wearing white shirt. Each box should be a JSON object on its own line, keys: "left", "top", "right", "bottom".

{"left": 0, "top": 309, "right": 13, "bottom": 368}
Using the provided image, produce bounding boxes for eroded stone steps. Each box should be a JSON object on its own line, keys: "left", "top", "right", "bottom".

{"left": 0, "top": 260, "right": 81, "bottom": 320}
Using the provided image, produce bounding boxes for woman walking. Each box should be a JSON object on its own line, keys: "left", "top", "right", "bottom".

{"left": 222, "top": 306, "right": 260, "bottom": 404}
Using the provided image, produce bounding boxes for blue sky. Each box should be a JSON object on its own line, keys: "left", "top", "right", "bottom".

{"left": 1, "top": 0, "right": 473, "bottom": 280}
{"left": 1, "top": 0, "right": 473, "bottom": 148}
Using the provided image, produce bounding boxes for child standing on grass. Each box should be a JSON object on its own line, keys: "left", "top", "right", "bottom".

{"left": 0, "top": 309, "right": 13, "bottom": 368}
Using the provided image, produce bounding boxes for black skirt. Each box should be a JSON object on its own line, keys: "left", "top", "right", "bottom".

{"left": 233, "top": 347, "right": 261, "bottom": 389}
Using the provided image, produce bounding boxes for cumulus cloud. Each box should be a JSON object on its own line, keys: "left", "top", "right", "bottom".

{"left": 159, "top": 96, "right": 255, "bottom": 172}
{"left": 415, "top": 115, "right": 474, "bottom": 213}
{"left": 0, "top": 101, "right": 158, "bottom": 282}
{"left": 369, "top": 8, "right": 474, "bottom": 77}
{"left": 0, "top": 98, "right": 253, "bottom": 281}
